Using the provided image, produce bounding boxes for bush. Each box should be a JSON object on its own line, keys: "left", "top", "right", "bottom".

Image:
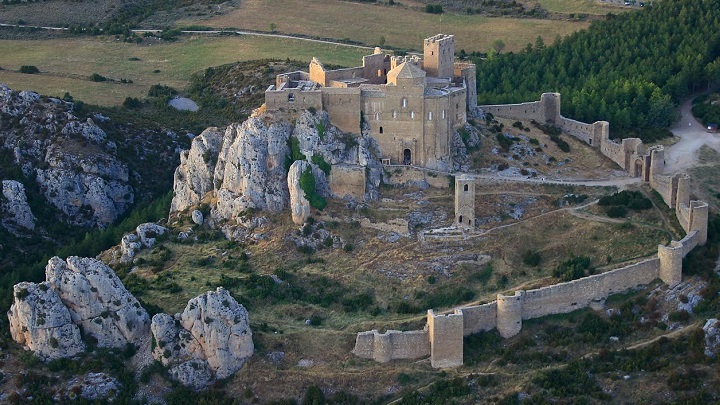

{"left": 606, "top": 205, "right": 627, "bottom": 218}
{"left": 300, "top": 167, "right": 327, "bottom": 210}
{"left": 424, "top": 4, "right": 443, "bottom": 14}
{"left": 19, "top": 65, "right": 40, "bottom": 74}
{"left": 522, "top": 250, "right": 541, "bottom": 266}
{"left": 89, "top": 73, "right": 107, "bottom": 82}
{"left": 123, "top": 97, "right": 142, "bottom": 109}
{"left": 553, "top": 256, "right": 593, "bottom": 281}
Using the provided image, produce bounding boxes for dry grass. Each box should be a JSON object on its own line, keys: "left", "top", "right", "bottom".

{"left": 178, "top": 0, "right": 590, "bottom": 52}
{"left": 689, "top": 145, "right": 720, "bottom": 212}
{"left": 0, "top": 35, "right": 368, "bottom": 105}
{"left": 532, "top": 0, "right": 629, "bottom": 15}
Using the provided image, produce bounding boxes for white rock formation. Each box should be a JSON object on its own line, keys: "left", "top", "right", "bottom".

{"left": 703, "top": 318, "right": 720, "bottom": 358}
{"left": 7, "top": 282, "right": 85, "bottom": 361}
{"left": 191, "top": 209, "right": 204, "bottom": 225}
{"left": 119, "top": 223, "right": 168, "bottom": 263}
{"left": 60, "top": 372, "right": 122, "bottom": 401}
{"left": 151, "top": 287, "right": 254, "bottom": 389}
{"left": 171, "top": 128, "right": 224, "bottom": 212}
{"left": 1, "top": 179, "right": 36, "bottom": 232}
{"left": 212, "top": 118, "right": 291, "bottom": 218}
{"left": 287, "top": 160, "right": 312, "bottom": 225}
{"left": 45, "top": 256, "right": 151, "bottom": 362}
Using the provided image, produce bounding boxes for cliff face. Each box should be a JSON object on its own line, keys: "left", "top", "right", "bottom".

{"left": 170, "top": 111, "right": 382, "bottom": 224}
{"left": 0, "top": 83, "right": 187, "bottom": 229}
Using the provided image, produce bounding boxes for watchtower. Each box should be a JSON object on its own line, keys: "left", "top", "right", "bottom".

{"left": 424, "top": 34, "right": 455, "bottom": 78}
{"left": 455, "top": 175, "right": 475, "bottom": 229}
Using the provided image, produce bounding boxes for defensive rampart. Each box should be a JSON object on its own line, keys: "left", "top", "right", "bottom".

{"left": 353, "top": 92, "right": 710, "bottom": 368}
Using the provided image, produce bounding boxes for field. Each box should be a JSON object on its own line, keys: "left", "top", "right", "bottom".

{"left": 178, "top": 0, "right": 590, "bottom": 52}
{"left": 0, "top": 35, "right": 369, "bottom": 105}
{"left": 533, "top": 0, "right": 629, "bottom": 15}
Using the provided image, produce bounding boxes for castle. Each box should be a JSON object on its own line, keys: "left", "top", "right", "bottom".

{"left": 264, "top": 34, "right": 477, "bottom": 171}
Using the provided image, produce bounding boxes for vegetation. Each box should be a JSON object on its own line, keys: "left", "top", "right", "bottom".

{"left": 692, "top": 93, "right": 720, "bottom": 126}
{"left": 553, "top": 255, "right": 593, "bottom": 282}
{"left": 300, "top": 167, "right": 327, "bottom": 210}
{"left": 598, "top": 190, "right": 652, "bottom": 218}
{"left": 19, "top": 65, "right": 39, "bottom": 74}
{"left": 474, "top": 0, "right": 720, "bottom": 140}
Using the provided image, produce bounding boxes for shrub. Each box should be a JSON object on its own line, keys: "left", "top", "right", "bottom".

{"left": 89, "top": 73, "right": 107, "bottom": 82}
{"left": 19, "top": 65, "right": 40, "bottom": 74}
{"left": 522, "top": 250, "right": 541, "bottom": 266}
{"left": 553, "top": 256, "right": 593, "bottom": 281}
{"left": 424, "top": 4, "right": 443, "bottom": 14}
{"left": 606, "top": 205, "right": 627, "bottom": 218}
{"left": 300, "top": 167, "right": 327, "bottom": 210}
{"left": 311, "top": 154, "right": 331, "bottom": 175}
{"left": 123, "top": 97, "right": 142, "bottom": 109}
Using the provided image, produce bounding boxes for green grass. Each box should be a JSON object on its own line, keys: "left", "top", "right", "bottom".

{"left": 0, "top": 35, "right": 368, "bottom": 105}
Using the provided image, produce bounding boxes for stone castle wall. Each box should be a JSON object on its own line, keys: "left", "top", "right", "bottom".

{"left": 353, "top": 92, "right": 710, "bottom": 368}
{"left": 352, "top": 329, "right": 430, "bottom": 363}
{"left": 382, "top": 165, "right": 451, "bottom": 189}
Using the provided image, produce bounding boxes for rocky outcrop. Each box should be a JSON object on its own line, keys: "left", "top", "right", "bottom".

{"left": 151, "top": 287, "right": 254, "bottom": 389}
{"left": 56, "top": 372, "right": 122, "bottom": 402}
{"left": 1, "top": 179, "right": 36, "bottom": 233}
{"left": 288, "top": 160, "right": 326, "bottom": 225}
{"left": 212, "top": 118, "right": 291, "bottom": 219}
{"left": 7, "top": 256, "right": 152, "bottom": 366}
{"left": 704, "top": 318, "right": 720, "bottom": 358}
{"left": 1, "top": 83, "right": 187, "bottom": 229}
{"left": 171, "top": 128, "right": 224, "bottom": 213}
{"left": 45, "top": 257, "right": 152, "bottom": 364}
{"left": 7, "top": 282, "right": 85, "bottom": 361}
{"left": 169, "top": 111, "right": 383, "bottom": 228}
{"left": 119, "top": 223, "right": 168, "bottom": 263}
{"left": 191, "top": 209, "right": 204, "bottom": 225}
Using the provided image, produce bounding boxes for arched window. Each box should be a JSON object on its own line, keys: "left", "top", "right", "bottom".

{"left": 464, "top": 184, "right": 469, "bottom": 192}
{"left": 402, "top": 98, "right": 407, "bottom": 108}
{"left": 377, "top": 69, "right": 383, "bottom": 77}
{"left": 379, "top": 126, "right": 383, "bottom": 134}
{"left": 428, "top": 111, "right": 433, "bottom": 121}
{"left": 375, "top": 112, "right": 380, "bottom": 120}
{"left": 410, "top": 111, "right": 415, "bottom": 119}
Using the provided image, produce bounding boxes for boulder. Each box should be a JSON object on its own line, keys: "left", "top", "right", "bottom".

{"left": 191, "top": 209, "right": 204, "bottom": 225}
{"left": 1, "top": 180, "right": 36, "bottom": 232}
{"left": 45, "top": 256, "right": 152, "bottom": 366}
{"left": 58, "top": 372, "right": 122, "bottom": 402}
{"left": 151, "top": 287, "right": 253, "bottom": 388}
{"left": 135, "top": 223, "right": 167, "bottom": 248}
{"left": 7, "top": 282, "right": 85, "bottom": 361}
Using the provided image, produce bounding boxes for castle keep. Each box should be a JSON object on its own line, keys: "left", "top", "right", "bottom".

{"left": 264, "top": 34, "right": 477, "bottom": 171}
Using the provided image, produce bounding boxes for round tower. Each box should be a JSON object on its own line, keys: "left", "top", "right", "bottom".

{"left": 496, "top": 291, "right": 524, "bottom": 338}
{"left": 658, "top": 242, "right": 683, "bottom": 287}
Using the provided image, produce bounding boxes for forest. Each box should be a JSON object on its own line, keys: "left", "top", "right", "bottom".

{"left": 473, "top": 0, "right": 720, "bottom": 140}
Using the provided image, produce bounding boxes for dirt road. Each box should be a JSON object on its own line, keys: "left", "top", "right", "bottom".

{"left": 664, "top": 96, "right": 720, "bottom": 173}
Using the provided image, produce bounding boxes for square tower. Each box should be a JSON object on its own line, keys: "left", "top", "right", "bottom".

{"left": 455, "top": 175, "right": 475, "bottom": 229}
{"left": 424, "top": 34, "right": 455, "bottom": 78}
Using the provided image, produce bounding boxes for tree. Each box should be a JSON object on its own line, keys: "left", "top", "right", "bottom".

{"left": 378, "top": 35, "right": 386, "bottom": 47}
{"left": 705, "top": 58, "right": 720, "bottom": 90}
{"left": 19, "top": 65, "right": 39, "bottom": 74}
{"left": 492, "top": 39, "right": 506, "bottom": 54}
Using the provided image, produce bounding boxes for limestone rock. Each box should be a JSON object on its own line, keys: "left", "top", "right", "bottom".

{"left": 151, "top": 287, "right": 254, "bottom": 388}
{"left": 45, "top": 256, "right": 152, "bottom": 365}
{"left": 170, "top": 128, "right": 224, "bottom": 212}
{"left": 120, "top": 234, "right": 141, "bottom": 262}
{"left": 7, "top": 282, "right": 85, "bottom": 361}
{"left": 191, "top": 209, "right": 204, "bottom": 225}
{"left": 1, "top": 180, "right": 36, "bottom": 232}
{"left": 703, "top": 318, "right": 720, "bottom": 358}
{"left": 59, "top": 372, "right": 122, "bottom": 401}
{"left": 213, "top": 118, "right": 290, "bottom": 216}
{"left": 136, "top": 223, "right": 167, "bottom": 248}
{"left": 288, "top": 160, "right": 312, "bottom": 225}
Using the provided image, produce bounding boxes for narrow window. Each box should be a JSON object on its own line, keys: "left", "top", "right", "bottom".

{"left": 288, "top": 93, "right": 295, "bottom": 102}
{"left": 410, "top": 111, "right": 415, "bottom": 119}
{"left": 375, "top": 112, "right": 380, "bottom": 120}
{"left": 428, "top": 111, "right": 433, "bottom": 121}
{"left": 442, "top": 109, "right": 447, "bottom": 119}
{"left": 379, "top": 126, "right": 383, "bottom": 134}
{"left": 464, "top": 184, "right": 469, "bottom": 192}
{"left": 459, "top": 215, "right": 463, "bottom": 223}
{"left": 402, "top": 98, "right": 407, "bottom": 108}
{"left": 377, "top": 69, "right": 382, "bottom": 77}
{"left": 392, "top": 110, "right": 397, "bottom": 119}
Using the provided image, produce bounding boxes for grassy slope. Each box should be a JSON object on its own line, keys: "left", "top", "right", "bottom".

{"left": 0, "top": 35, "right": 368, "bottom": 105}
{"left": 178, "top": 0, "right": 590, "bottom": 52}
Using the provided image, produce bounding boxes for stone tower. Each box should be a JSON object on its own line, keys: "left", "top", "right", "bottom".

{"left": 424, "top": 34, "right": 455, "bottom": 78}
{"left": 455, "top": 175, "right": 475, "bottom": 229}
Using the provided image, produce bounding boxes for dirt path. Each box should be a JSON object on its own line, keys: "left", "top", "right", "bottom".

{"left": 664, "top": 95, "right": 720, "bottom": 173}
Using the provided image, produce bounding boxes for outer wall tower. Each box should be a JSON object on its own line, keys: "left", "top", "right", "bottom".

{"left": 424, "top": 34, "right": 455, "bottom": 78}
